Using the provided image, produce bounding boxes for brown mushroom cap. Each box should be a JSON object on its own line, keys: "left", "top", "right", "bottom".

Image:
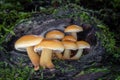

{"left": 64, "top": 25, "right": 83, "bottom": 32}
{"left": 62, "top": 35, "right": 77, "bottom": 42}
{"left": 45, "top": 30, "right": 65, "bottom": 40}
{"left": 15, "top": 35, "right": 43, "bottom": 51}
{"left": 34, "top": 39, "right": 64, "bottom": 52}
{"left": 62, "top": 41, "right": 78, "bottom": 50}
{"left": 77, "top": 41, "right": 90, "bottom": 49}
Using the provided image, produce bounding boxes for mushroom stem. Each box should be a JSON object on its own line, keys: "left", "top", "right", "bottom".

{"left": 71, "top": 32, "right": 77, "bottom": 40}
{"left": 40, "top": 48, "right": 54, "bottom": 69}
{"left": 53, "top": 51, "right": 63, "bottom": 59}
{"left": 26, "top": 46, "right": 40, "bottom": 71}
{"left": 70, "top": 49, "right": 83, "bottom": 60}
{"left": 63, "top": 49, "right": 71, "bottom": 59}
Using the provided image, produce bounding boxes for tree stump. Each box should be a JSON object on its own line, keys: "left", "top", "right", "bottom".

{"left": 4, "top": 7, "right": 105, "bottom": 79}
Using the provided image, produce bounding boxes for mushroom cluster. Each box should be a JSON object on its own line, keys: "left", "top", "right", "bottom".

{"left": 14, "top": 25, "right": 90, "bottom": 71}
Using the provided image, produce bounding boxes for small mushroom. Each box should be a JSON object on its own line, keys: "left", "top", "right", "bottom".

{"left": 34, "top": 39, "right": 64, "bottom": 69}
{"left": 70, "top": 41, "right": 90, "bottom": 60}
{"left": 14, "top": 35, "right": 43, "bottom": 71}
{"left": 64, "top": 25, "right": 83, "bottom": 40}
{"left": 62, "top": 35, "right": 77, "bottom": 59}
{"left": 45, "top": 30, "right": 65, "bottom": 59}
{"left": 62, "top": 41, "right": 78, "bottom": 59}
{"left": 45, "top": 30, "right": 65, "bottom": 40}
{"left": 62, "top": 35, "right": 77, "bottom": 42}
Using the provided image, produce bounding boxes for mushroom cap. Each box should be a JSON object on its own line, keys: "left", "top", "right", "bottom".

{"left": 77, "top": 41, "right": 90, "bottom": 49}
{"left": 34, "top": 39, "right": 64, "bottom": 52}
{"left": 62, "top": 41, "right": 78, "bottom": 50}
{"left": 62, "top": 35, "right": 77, "bottom": 42}
{"left": 64, "top": 25, "right": 83, "bottom": 32}
{"left": 15, "top": 35, "right": 43, "bottom": 51}
{"left": 45, "top": 30, "right": 65, "bottom": 40}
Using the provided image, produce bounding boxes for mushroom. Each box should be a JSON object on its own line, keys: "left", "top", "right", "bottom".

{"left": 14, "top": 35, "right": 43, "bottom": 71}
{"left": 62, "top": 35, "right": 77, "bottom": 59}
{"left": 45, "top": 30, "right": 65, "bottom": 59}
{"left": 62, "top": 35, "right": 77, "bottom": 42}
{"left": 34, "top": 39, "right": 64, "bottom": 69}
{"left": 45, "top": 30, "right": 64, "bottom": 40}
{"left": 70, "top": 41, "right": 90, "bottom": 60}
{"left": 64, "top": 25, "right": 83, "bottom": 40}
{"left": 62, "top": 41, "right": 78, "bottom": 59}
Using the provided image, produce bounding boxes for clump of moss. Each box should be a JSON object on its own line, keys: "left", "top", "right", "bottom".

{"left": 0, "top": 61, "right": 33, "bottom": 80}
{"left": 96, "top": 24, "right": 115, "bottom": 53}
{"left": 0, "top": 10, "right": 31, "bottom": 50}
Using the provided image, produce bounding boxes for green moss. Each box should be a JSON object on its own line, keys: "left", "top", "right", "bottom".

{"left": 0, "top": 61, "right": 33, "bottom": 80}
{"left": 74, "top": 66, "right": 109, "bottom": 78}
{"left": 96, "top": 24, "right": 117, "bottom": 57}
{"left": 96, "top": 24, "right": 115, "bottom": 50}
{"left": 0, "top": 10, "right": 31, "bottom": 51}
